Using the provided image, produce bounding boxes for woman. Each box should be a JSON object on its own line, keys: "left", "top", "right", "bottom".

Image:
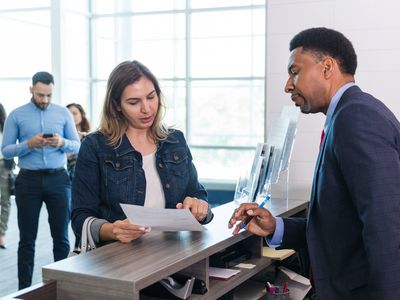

{"left": 66, "top": 103, "right": 91, "bottom": 139}
{"left": 0, "top": 103, "right": 12, "bottom": 249}
{"left": 71, "top": 61, "right": 213, "bottom": 245}
{"left": 66, "top": 103, "right": 91, "bottom": 181}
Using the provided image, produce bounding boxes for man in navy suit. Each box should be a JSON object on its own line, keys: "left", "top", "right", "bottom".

{"left": 229, "top": 27, "right": 400, "bottom": 299}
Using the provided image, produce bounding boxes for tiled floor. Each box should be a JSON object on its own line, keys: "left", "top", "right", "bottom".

{"left": 0, "top": 197, "right": 74, "bottom": 297}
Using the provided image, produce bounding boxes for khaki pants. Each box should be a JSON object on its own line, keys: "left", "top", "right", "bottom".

{"left": 0, "top": 160, "right": 11, "bottom": 236}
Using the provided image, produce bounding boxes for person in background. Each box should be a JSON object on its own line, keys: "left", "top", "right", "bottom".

{"left": 66, "top": 103, "right": 91, "bottom": 181}
{"left": 229, "top": 27, "right": 400, "bottom": 299}
{"left": 2, "top": 72, "right": 80, "bottom": 289}
{"left": 71, "top": 60, "right": 213, "bottom": 246}
{"left": 0, "top": 103, "right": 12, "bottom": 249}
{"left": 66, "top": 103, "right": 91, "bottom": 140}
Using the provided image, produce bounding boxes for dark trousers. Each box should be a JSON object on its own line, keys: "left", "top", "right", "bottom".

{"left": 15, "top": 169, "right": 71, "bottom": 289}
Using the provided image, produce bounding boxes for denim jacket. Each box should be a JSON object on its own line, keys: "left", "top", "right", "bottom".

{"left": 71, "top": 129, "right": 213, "bottom": 239}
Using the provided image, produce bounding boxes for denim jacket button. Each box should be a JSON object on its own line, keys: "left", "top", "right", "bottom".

{"left": 165, "top": 183, "right": 171, "bottom": 189}
{"left": 158, "top": 163, "right": 163, "bottom": 168}
{"left": 173, "top": 154, "right": 179, "bottom": 161}
{"left": 115, "top": 162, "right": 120, "bottom": 168}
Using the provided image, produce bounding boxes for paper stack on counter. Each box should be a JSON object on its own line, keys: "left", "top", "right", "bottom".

{"left": 274, "top": 266, "right": 312, "bottom": 300}
{"left": 209, "top": 267, "right": 241, "bottom": 280}
{"left": 262, "top": 247, "right": 295, "bottom": 261}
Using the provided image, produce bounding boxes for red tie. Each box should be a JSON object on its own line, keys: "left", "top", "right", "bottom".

{"left": 319, "top": 129, "right": 325, "bottom": 148}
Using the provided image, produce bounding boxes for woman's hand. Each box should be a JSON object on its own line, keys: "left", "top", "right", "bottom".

{"left": 176, "top": 197, "right": 208, "bottom": 221}
{"left": 100, "top": 219, "right": 151, "bottom": 243}
{"left": 112, "top": 219, "right": 151, "bottom": 243}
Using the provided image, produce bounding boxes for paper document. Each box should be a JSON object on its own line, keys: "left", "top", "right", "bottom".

{"left": 120, "top": 204, "right": 204, "bottom": 231}
{"left": 262, "top": 247, "right": 296, "bottom": 261}
{"left": 275, "top": 266, "right": 311, "bottom": 300}
{"left": 235, "top": 263, "right": 256, "bottom": 269}
{"left": 209, "top": 267, "right": 240, "bottom": 280}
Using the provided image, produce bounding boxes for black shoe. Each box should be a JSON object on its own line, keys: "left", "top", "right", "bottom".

{"left": 0, "top": 236, "right": 6, "bottom": 249}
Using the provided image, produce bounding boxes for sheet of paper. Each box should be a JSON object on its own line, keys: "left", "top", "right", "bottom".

{"left": 120, "top": 204, "right": 204, "bottom": 231}
{"left": 274, "top": 266, "right": 311, "bottom": 300}
{"left": 262, "top": 247, "right": 296, "bottom": 261}
{"left": 209, "top": 267, "right": 241, "bottom": 280}
{"left": 279, "top": 266, "right": 310, "bottom": 285}
{"left": 235, "top": 263, "right": 256, "bottom": 269}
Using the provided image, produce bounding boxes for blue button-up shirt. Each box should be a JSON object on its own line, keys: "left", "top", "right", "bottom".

{"left": 1, "top": 101, "right": 80, "bottom": 169}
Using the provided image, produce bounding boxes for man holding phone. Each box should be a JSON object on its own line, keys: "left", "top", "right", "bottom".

{"left": 42, "top": 133, "right": 54, "bottom": 138}
{"left": 1, "top": 71, "right": 80, "bottom": 289}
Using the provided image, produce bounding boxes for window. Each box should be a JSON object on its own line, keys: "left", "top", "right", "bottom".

{"left": 0, "top": 0, "right": 90, "bottom": 117}
{"left": 0, "top": 1, "right": 266, "bottom": 183}
{"left": 62, "top": 4, "right": 90, "bottom": 111}
{"left": 90, "top": 0, "right": 265, "bottom": 181}
{"left": 0, "top": 2, "right": 51, "bottom": 114}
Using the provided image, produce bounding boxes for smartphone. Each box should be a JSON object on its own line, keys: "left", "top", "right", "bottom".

{"left": 43, "top": 133, "right": 54, "bottom": 138}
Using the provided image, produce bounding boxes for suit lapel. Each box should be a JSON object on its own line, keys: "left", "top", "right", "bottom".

{"left": 307, "top": 85, "right": 361, "bottom": 220}
{"left": 307, "top": 125, "right": 330, "bottom": 220}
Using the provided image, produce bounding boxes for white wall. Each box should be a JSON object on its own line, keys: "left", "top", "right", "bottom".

{"left": 266, "top": 0, "right": 400, "bottom": 200}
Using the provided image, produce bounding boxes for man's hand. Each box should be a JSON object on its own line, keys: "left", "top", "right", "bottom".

{"left": 228, "top": 203, "right": 277, "bottom": 237}
{"left": 176, "top": 197, "right": 208, "bottom": 221}
{"left": 44, "top": 133, "right": 65, "bottom": 148}
{"left": 28, "top": 134, "right": 48, "bottom": 149}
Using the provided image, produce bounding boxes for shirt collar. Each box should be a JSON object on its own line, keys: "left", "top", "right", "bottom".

{"left": 324, "top": 82, "right": 355, "bottom": 132}
{"left": 30, "top": 97, "right": 51, "bottom": 111}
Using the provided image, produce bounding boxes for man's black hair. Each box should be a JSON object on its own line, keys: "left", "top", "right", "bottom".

{"left": 289, "top": 27, "right": 357, "bottom": 75}
{"left": 32, "top": 71, "right": 54, "bottom": 85}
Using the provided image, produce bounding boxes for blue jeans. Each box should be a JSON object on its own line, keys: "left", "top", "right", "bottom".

{"left": 15, "top": 169, "right": 71, "bottom": 289}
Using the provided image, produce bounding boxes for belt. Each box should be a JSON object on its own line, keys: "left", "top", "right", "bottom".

{"left": 20, "top": 168, "right": 66, "bottom": 175}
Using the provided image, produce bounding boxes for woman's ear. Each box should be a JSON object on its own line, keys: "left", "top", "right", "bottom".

{"left": 110, "top": 105, "right": 121, "bottom": 118}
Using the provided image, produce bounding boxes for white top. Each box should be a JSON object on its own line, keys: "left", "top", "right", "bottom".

{"left": 142, "top": 151, "right": 166, "bottom": 208}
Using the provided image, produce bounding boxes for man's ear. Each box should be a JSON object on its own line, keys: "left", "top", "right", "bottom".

{"left": 29, "top": 86, "right": 33, "bottom": 94}
{"left": 323, "top": 57, "right": 335, "bottom": 78}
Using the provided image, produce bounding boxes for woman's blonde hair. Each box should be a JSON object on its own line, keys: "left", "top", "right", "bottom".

{"left": 99, "top": 60, "right": 169, "bottom": 146}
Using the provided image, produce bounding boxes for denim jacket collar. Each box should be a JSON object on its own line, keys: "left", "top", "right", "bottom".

{"left": 114, "top": 135, "right": 135, "bottom": 157}
{"left": 157, "top": 130, "right": 180, "bottom": 152}
{"left": 113, "top": 131, "right": 180, "bottom": 157}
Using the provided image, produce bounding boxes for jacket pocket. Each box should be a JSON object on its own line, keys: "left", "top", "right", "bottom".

{"left": 162, "top": 150, "right": 188, "bottom": 176}
{"left": 105, "top": 157, "right": 134, "bottom": 184}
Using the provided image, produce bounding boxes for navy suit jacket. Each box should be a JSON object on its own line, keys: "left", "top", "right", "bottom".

{"left": 281, "top": 86, "right": 400, "bottom": 299}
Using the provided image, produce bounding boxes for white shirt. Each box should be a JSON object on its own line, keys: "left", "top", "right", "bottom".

{"left": 142, "top": 151, "right": 166, "bottom": 208}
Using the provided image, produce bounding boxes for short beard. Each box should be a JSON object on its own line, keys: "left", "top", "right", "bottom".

{"left": 31, "top": 97, "right": 48, "bottom": 110}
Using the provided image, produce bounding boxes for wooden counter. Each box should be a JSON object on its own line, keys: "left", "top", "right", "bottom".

{"left": 42, "top": 199, "right": 308, "bottom": 300}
